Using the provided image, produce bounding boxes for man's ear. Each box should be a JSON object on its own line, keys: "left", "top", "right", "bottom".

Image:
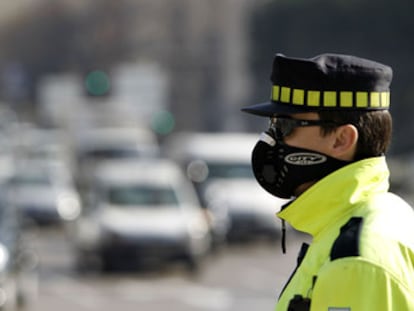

{"left": 332, "top": 124, "right": 358, "bottom": 160}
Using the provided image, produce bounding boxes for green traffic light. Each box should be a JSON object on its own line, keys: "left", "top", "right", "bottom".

{"left": 85, "top": 70, "right": 110, "bottom": 96}
{"left": 151, "top": 110, "right": 175, "bottom": 135}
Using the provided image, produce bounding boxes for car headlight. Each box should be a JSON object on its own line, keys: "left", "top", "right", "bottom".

{"left": 0, "top": 244, "right": 10, "bottom": 272}
{"left": 57, "top": 193, "right": 81, "bottom": 221}
{"left": 186, "top": 216, "right": 209, "bottom": 239}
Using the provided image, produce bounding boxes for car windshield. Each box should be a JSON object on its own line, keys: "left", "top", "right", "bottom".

{"left": 107, "top": 185, "right": 179, "bottom": 207}
{"left": 83, "top": 148, "right": 140, "bottom": 160}
{"left": 10, "top": 173, "right": 51, "bottom": 186}
{"left": 207, "top": 162, "right": 253, "bottom": 179}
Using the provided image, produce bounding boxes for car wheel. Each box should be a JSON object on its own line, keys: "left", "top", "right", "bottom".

{"left": 17, "top": 267, "right": 39, "bottom": 308}
{"left": 184, "top": 254, "right": 202, "bottom": 274}
{"left": 15, "top": 249, "right": 39, "bottom": 308}
{"left": 100, "top": 255, "right": 117, "bottom": 272}
{"left": 16, "top": 270, "right": 39, "bottom": 308}
{"left": 74, "top": 250, "right": 101, "bottom": 273}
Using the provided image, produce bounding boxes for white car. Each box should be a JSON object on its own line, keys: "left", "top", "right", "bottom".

{"left": 72, "top": 126, "right": 160, "bottom": 192}
{"left": 8, "top": 159, "right": 81, "bottom": 226}
{"left": 13, "top": 125, "right": 75, "bottom": 175}
{"left": 204, "top": 178, "right": 286, "bottom": 241}
{"left": 69, "top": 158, "right": 211, "bottom": 272}
{"left": 164, "top": 132, "right": 287, "bottom": 243}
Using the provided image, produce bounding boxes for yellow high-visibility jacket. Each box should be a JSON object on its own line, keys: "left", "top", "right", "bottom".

{"left": 275, "top": 157, "right": 414, "bottom": 311}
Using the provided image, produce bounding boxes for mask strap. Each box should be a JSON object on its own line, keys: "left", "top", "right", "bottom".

{"left": 282, "top": 219, "right": 287, "bottom": 254}
{"left": 280, "top": 200, "right": 293, "bottom": 254}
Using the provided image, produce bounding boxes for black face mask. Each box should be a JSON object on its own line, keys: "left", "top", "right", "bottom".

{"left": 251, "top": 131, "right": 350, "bottom": 199}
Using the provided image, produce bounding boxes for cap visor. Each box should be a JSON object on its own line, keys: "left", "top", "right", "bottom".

{"left": 241, "top": 101, "right": 317, "bottom": 116}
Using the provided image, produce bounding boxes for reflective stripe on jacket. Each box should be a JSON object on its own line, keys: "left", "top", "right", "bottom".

{"left": 275, "top": 156, "right": 414, "bottom": 311}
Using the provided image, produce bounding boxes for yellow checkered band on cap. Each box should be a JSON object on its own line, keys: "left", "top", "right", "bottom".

{"left": 271, "top": 85, "right": 390, "bottom": 109}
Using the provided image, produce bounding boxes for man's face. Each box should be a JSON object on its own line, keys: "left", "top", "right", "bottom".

{"left": 250, "top": 111, "right": 356, "bottom": 198}
{"left": 281, "top": 112, "right": 337, "bottom": 158}
{"left": 272, "top": 112, "right": 350, "bottom": 196}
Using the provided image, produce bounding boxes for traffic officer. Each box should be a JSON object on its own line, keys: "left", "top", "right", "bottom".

{"left": 242, "top": 53, "right": 414, "bottom": 310}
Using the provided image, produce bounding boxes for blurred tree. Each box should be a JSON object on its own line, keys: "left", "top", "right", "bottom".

{"left": 249, "top": 0, "right": 414, "bottom": 154}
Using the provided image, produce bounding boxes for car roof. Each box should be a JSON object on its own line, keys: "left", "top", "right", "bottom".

{"left": 92, "top": 158, "right": 184, "bottom": 186}
{"left": 74, "top": 126, "right": 159, "bottom": 149}
{"left": 164, "top": 132, "right": 258, "bottom": 163}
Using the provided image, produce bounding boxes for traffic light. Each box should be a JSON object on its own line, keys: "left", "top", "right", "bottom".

{"left": 84, "top": 70, "right": 110, "bottom": 96}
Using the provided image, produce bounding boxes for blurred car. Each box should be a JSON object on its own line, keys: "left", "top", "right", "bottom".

{"left": 72, "top": 126, "right": 160, "bottom": 192}
{"left": 204, "top": 179, "right": 285, "bottom": 241}
{"left": 68, "top": 158, "right": 211, "bottom": 272}
{"left": 164, "top": 132, "right": 287, "bottom": 244}
{"left": 0, "top": 123, "right": 17, "bottom": 184}
{"left": 0, "top": 182, "right": 39, "bottom": 310}
{"left": 8, "top": 159, "right": 82, "bottom": 226}
{"left": 13, "top": 124, "right": 75, "bottom": 175}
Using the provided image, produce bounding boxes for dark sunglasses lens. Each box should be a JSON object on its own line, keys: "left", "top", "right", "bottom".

{"left": 277, "top": 118, "right": 295, "bottom": 137}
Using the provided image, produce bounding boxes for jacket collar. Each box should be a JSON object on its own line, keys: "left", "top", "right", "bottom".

{"left": 277, "top": 157, "right": 389, "bottom": 237}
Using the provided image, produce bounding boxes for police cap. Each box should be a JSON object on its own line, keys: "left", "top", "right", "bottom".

{"left": 242, "top": 53, "right": 393, "bottom": 116}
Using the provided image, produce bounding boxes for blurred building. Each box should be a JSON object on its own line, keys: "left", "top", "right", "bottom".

{"left": 120, "top": 0, "right": 261, "bottom": 132}
{"left": 1, "top": 0, "right": 266, "bottom": 133}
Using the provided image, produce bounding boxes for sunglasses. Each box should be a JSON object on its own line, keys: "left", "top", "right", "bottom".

{"left": 269, "top": 116, "right": 339, "bottom": 139}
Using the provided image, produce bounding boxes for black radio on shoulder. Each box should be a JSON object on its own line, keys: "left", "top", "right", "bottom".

{"left": 288, "top": 295, "right": 311, "bottom": 311}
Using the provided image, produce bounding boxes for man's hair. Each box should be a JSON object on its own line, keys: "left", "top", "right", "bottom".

{"left": 318, "top": 110, "right": 392, "bottom": 160}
